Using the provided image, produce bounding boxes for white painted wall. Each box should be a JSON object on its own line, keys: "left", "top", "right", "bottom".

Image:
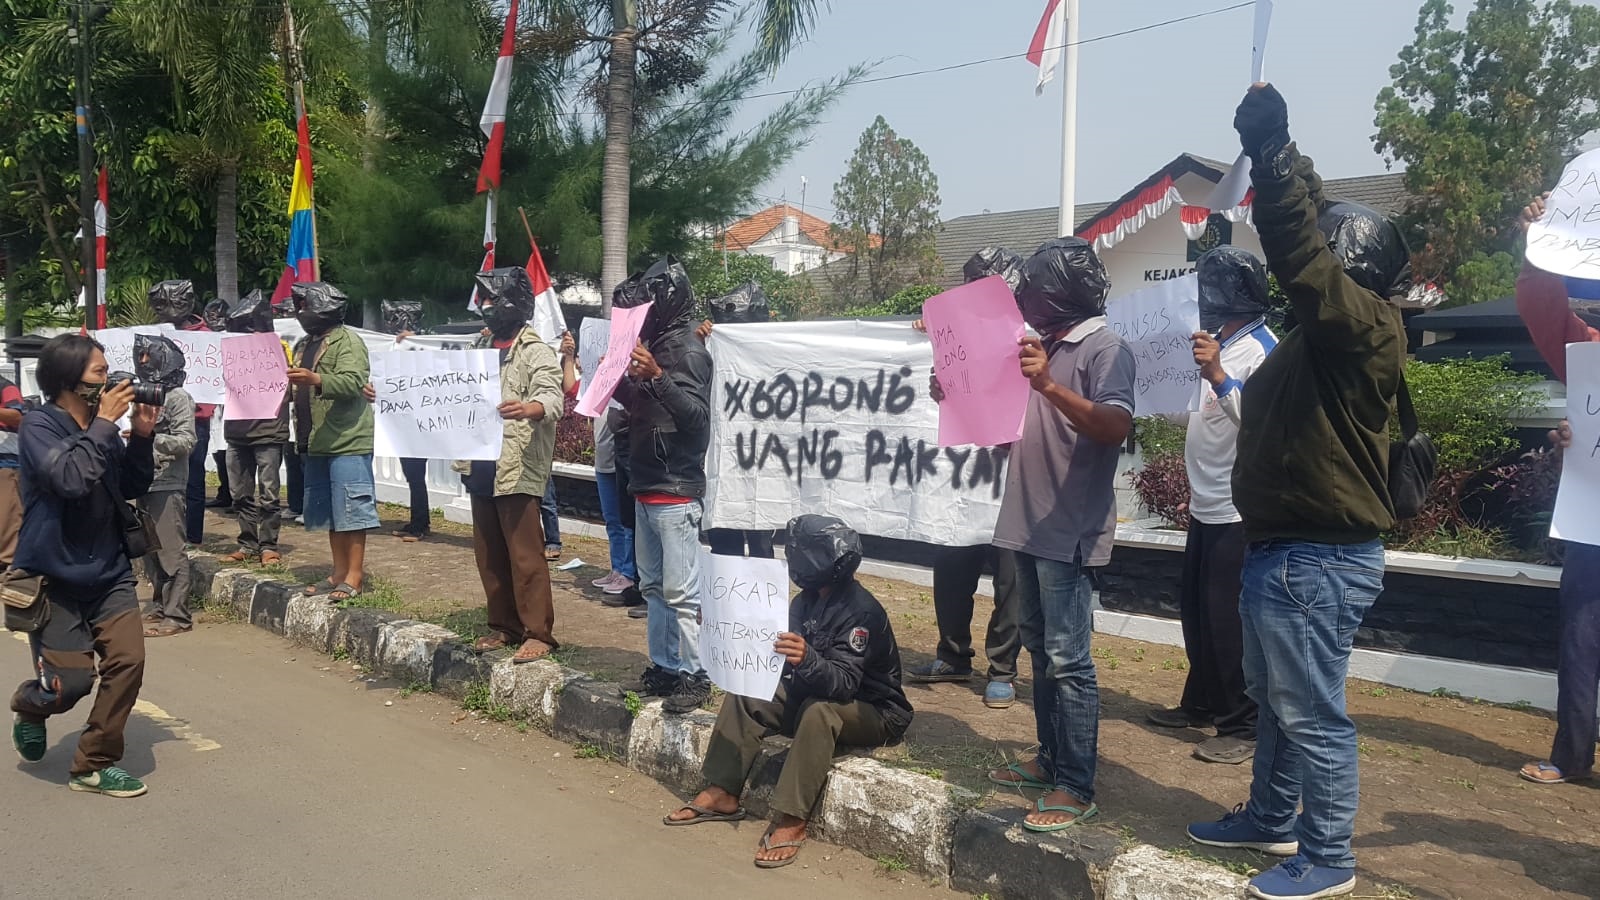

{"left": 744, "top": 215, "right": 841, "bottom": 274}
{"left": 1099, "top": 171, "right": 1265, "bottom": 301}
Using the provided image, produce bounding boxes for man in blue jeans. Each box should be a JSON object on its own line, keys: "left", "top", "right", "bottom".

{"left": 1186, "top": 84, "right": 1410, "bottom": 900}
{"left": 979, "top": 237, "right": 1135, "bottom": 833}
{"left": 612, "top": 258, "right": 713, "bottom": 715}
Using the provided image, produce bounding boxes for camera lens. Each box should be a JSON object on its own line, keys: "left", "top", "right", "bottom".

{"left": 132, "top": 384, "right": 167, "bottom": 406}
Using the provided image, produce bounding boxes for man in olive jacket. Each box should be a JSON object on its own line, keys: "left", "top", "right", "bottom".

{"left": 1186, "top": 85, "right": 1408, "bottom": 900}
{"left": 287, "top": 282, "right": 376, "bottom": 604}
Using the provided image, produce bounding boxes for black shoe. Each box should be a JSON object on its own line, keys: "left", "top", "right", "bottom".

{"left": 626, "top": 606, "right": 648, "bottom": 619}
{"left": 662, "top": 674, "right": 712, "bottom": 715}
{"left": 619, "top": 666, "right": 676, "bottom": 698}
{"left": 205, "top": 497, "right": 233, "bottom": 509}
{"left": 603, "top": 585, "right": 646, "bottom": 609}
{"left": 1147, "top": 706, "right": 1212, "bottom": 729}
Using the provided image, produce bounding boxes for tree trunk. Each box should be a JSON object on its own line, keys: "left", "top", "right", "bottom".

{"left": 362, "top": 7, "right": 387, "bottom": 327}
{"left": 215, "top": 164, "right": 240, "bottom": 302}
{"left": 599, "top": 3, "right": 639, "bottom": 317}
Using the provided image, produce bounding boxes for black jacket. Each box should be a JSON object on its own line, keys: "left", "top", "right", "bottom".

{"left": 612, "top": 326, "right": 712, "bottom": 498}
{"left": 786, "top": 580, "right": 913, "bottom": 741}
{"left": 16, "top": 405, "right": 155, "bottom": 589}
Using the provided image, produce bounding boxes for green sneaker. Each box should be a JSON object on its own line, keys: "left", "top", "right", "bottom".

{"left": 69, "top": 766, "right": 147, "bottom": 798}
{"left": 12, "top": 715, "right": 46, "bottom": 764}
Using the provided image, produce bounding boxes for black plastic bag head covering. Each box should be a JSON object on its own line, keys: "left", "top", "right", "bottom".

{"left": 630, "top": 255, "right": 696, "bottom": 340}
{"left": 133, "top": 333, "right": 187, "bottom": 389}
{"left": 148, "top": 279, "right": 198, "bottom": 323}
{"left": 962, "top": 246, "right": 1025, "bottom": 291}
{"left": 785, "top": 515, "right": 863, "bottom": 591}
{"left": 1196, "top": 247, "right": 1271, "bottom": 332}
{"left": 707, "top": 281, "right": 771, "bottom": 324}
{"left": 1316, "top": 201, "right": 1413, "bottom": 303}
{"left": 1015, "top": 237, "right": 1111, "bottom": 335}
{"left": 202, "top": 298, "right": 228, "bottom": 332}
{"left": 382, "top": 300, "right": 424, "bottom": 335}
{"left": 225, "top": 289, "right": 274, "bottom": 334}
{"left": 474, "top": 267, "right": 535, "bottom": 338}
{"left": 289, "top": 281, "right": 349, "bottom": 336}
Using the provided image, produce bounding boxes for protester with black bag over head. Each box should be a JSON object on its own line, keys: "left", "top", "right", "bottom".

{"left": 9, "top": 334, "right": 157, "bottom": 798}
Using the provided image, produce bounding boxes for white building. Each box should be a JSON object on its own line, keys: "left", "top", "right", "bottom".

{"left": 716, "top": 204, "right": 856, "bottom": 275}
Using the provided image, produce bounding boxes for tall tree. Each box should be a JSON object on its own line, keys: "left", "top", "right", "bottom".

{"left": 828, "top": 115, "right": 942, "bottom": 307}
{"left": 1374, "top": 0, "right": 1600, "bottom": 307}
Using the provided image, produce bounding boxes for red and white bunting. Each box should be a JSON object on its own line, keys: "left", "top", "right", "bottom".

{"left": 76, "top": 166, "right": 109, "bottom": 328}
{"left": 1079, "top": 176, "right": 1258, "bottom": 251}
{"left": 1180, "top": 190, "right": 1256, "bottom": 240}
{"left": 476, "top": 0, "right": 518, "bottom": 194}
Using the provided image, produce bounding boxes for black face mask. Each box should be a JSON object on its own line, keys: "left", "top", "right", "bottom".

{"left": 1196, "top": 246, "right": 1270, "bottom": 333}
{"left": 1015, "top": 237, "right": 1110, "bottom": 335}
{"left": 475, "top": 267, "right": 535, "bottom": 338}
{"left": 785, "top": 515, "right": 863, "bottom": 591}
{"left": 148, "top": 279, "right": 198, "bottom": 323}
{"left": 133, "top": 334, "right": 187, "bottom": 388}
{"left": 1317, "top": 201, "right": 1412, "bottom": 303}
{"left": 291, "top": 282, "right": 349, "bottom": 336}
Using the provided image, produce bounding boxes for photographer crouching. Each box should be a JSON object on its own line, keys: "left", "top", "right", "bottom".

{"left": 10, "top": 334, "right": 158, "bottom": 798}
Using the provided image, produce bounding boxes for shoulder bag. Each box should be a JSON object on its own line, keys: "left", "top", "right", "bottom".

{"left": 1, "top": 568, "right": 50, "bottom": 633}
{"left": 1388, "top": 374, "right": 1437, "bottom": 521}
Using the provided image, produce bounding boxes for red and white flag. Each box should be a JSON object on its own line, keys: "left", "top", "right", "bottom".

{"left": 477, "top": 0, "right": 518, "bottom": 194}
{"left": 469, "top": 193, "right": 498, "bottom": 312}
{"left": 526, "top": 237, "right": 565, "bottom": 347}
{"left": 77, "top": 166, "right": 108, "bottom": 328}
{"left": 1027, "top": 0, "right": 1066, "bottom": 95}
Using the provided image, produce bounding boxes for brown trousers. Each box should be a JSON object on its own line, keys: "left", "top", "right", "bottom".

{"left": 0, "top": 468, "right": 20, "bottom": 568}
{"left": 471, "top": 493, "right": 557, "bottom": 646}
{"left": 10, "top": 574, "right": 146, "bottom": 775}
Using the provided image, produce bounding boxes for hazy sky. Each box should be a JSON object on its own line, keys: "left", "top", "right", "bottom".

{"left": 733, "top": 0, "right": 1427, "bottom": 220}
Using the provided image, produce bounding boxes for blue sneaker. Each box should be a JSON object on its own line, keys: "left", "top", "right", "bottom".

{"left": 1187, "top": 804, "right": 1299, "bottom": 856}
{"left": 983, "top": 680, "right": 1015, "bottom": 709}
{"left": 1248, "top": 856, "right": 1356, "bottom": 900}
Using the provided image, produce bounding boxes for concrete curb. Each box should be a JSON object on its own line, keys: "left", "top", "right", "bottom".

{"left": 189, "top": 555, "right": 1247, "bottom": 898}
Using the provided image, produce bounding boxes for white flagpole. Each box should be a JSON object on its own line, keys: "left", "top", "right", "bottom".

{"left": 1057, "top": 0, "right": 1081, "bottom": 237}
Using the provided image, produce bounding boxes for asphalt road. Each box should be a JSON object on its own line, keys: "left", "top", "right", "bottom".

{"left": 0, "top": 622, "right": 957, "bottom": 899}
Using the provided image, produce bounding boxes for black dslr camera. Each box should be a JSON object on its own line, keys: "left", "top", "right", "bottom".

{"left": 108, "top": 371, "right": 168, "bottom": 407}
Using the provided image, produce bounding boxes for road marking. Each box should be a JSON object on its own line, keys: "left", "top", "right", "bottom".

{"left": 134, "top": 700, "right": 222, "bottom": 753}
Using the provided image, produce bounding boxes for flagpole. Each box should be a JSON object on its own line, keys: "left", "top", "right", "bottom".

{"left": 284, "top": 0, "right": 318, "bottom": 280}
{"left": 1057, "top": 0, "right": 1080, "bottom": 238}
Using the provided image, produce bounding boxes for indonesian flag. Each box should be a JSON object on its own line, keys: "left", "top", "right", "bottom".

{"left": 76, "top": 167, "right": 108, "bottom": 328}
{"left": 1027, "top": 0, "right": 1066, "bottom": 95}
{"left": 468, "top": 192, "right": 497, "bottom": 312}
{"left": 527, "top": 237, "right": 565, "bottom": 347}
{"left": 477, "top": 0, "right": 518, "bottom": 194}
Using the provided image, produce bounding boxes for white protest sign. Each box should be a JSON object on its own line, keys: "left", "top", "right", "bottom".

{"left": 704, "top": 321, "right": 1009, "bottom": 546}
{"left": 1251, "top": 0, "right": 1274, "bottom": 83}
{"left": 1527, "top": 149, "right": 1600, "bottom": 279}
{"left": 1208, "top": 1, "right": 1274, "bottom": 213}
{"left": 1105, "top": 275, "right": 1202, "bottom": 417}
{"left": 698, "top": 551, "right": 790, "bottom": 701}
{"left": 94, "top": 324, "right": 226, "bottom": 406}
{"left": 1550, "top": 342, "right": 1600, "bottom": 547}
{"left": 576, "top": 317, "right": 614, "bottom": 409}
{"left": 371, "top": 348, "right": 503, "bottom": 461}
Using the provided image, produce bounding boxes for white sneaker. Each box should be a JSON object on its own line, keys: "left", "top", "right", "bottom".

{"left": 592, "top": 571, "right": 619, "bottom": 589}
{"left": 604, "top": 576, "right": 635, "bottom": 596}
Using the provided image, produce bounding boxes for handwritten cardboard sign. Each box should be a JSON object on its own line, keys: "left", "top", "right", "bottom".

{"left": 698, "top": 551, "right": 790, "bottom": 701}
{"left": 1527, "top": 149, "right": 1600, "bottom": 279}
{"left": 921, "top": 276, "right": 1029, "bottom": 448}
{"left": 575, "top": 302, "right": 652, "bottom": 418}
{"left": 575, "top": 316, "right": 614, "bottom": 410}
{"left": 220, "top": 332, "right": 288, "bottom": 421}
{"left": 372, "top": 348, "right": 503, "bottom": 461}
{"left": 94, "top": 324, "right": 227, "bottom": 405}
{"left": 1550, "top": 342, "right": 1600, "bottom": 547}
{"left": 1105, "top": 274, "right": 1202, "bottom": 417}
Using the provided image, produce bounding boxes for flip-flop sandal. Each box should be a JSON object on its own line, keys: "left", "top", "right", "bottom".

{"left": 544, "top": 550, "right": 561, "bottom": 561}
{"left": 1520, "top": 762, "right": 1588, "bottom": 784}
{"left": 472, "top": 634, "right": 511, "bottom": 653}
{"left": 753, "top": 833, "right": 807, "bottom": 869}
{"left": 142, "top": 613, "right": 164, "bottom": 624}
{"left": 512, "top": 639, "right": 553, "bottom": 664}
{"left": 327, "top": 583, "right": 363, "bottom": 604}
{"left": 989, "top": 762, "right": 1051, "bottom": 791}
{"left": 144, "top": 622, "right": 193, "bottom": 638}
{"left": 304, "top": 578, "right": 336, "bottom": 597}
{"left": 1022, "top": 797, "right": 1099, "bottom": 833}
{"left": 663, "top": 803, "right": 748, "bottom": 827}
{"left": 260, "top": 551, "right": 282, "bottom": 565}
{"left": 222, "top": 550, "right": 252, "bottom": 563}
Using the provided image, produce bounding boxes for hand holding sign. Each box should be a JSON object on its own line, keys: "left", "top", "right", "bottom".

{"left": 1526, "top": 150, "right": 1600, "bottom": 279}
{"left": 698, "top": 552, "right": 790, "bottom": 701}
{"left": 1106, "top": 275, "right": 1203, "bottom": 417}
{"left": 575, "top": 302, "right": 652, "bottom": 418}
{"left": 921, "top": 276, "right": 1029, "bottom": 447}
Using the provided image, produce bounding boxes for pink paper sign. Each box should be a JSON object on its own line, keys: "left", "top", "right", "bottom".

{"left": 922, "top": 276, "right": 1029, "bottom": 448}
{"left": 221, "top": 332, "right": 289, "bottom": 421}
{"left": 575, "top": 302, "right": 654, "bottom": 418}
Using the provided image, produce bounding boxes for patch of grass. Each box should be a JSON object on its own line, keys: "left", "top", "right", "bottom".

{"left": 1363, "top": 885, "right": 1418, "bottom": 900}
{"left": 1166, "top": 847, "right": 1261, "bottom": 878}
{"left": 1429, "top": 687, "right": 1464, "bottom": 700}
{"left": 874, "top": 855, "right": 910, "bottom": 875}
{"left": 702, "top": 684, "right": 724, "bottom": 712}
{"left": 547, "top": 643, "right": 581, "bottom": 667}
{"left": 623, "top": 691, "right": 644, "bottom": 718}
{"left": 399, "top": 680, "right": 432, "bottom": 698}
{"left": 429, "top": 607, "right": 492, "bottom": 644}
{"left": 1131, "top": 647, "right": 1146, "bottom": 662}
{"left": 573, "top": 742, "right": 615, "bottom": 761}
{"left": 1502, "top": 698, "right": 1535, "bottom": 713}
{"left": 255, "top": 562, "right": 295, "bottom": 580}
{"left": 1384, "top": 746, "right": 1424, "bottom": 764}
{"left": 461, "top": 682, "right": 516, "bottom": 723}
{"left": 1160, "top": 657, "right": 1187, "bottom": 672}
{"left": 331, "top": 645, "right": 350, "bottom": 662}
{"left": 335, "top": 576, "right": 404, "bottom": 612}
{"left": 1443, "top": 775, "right": 1476, "bottom": 791}
{"left": 1357, "top": 738, "right": 1374, "bottom": 758}
{"left": 1093, "top": 646, "right": 1122, "bottom": 670}
{"left": 1365, "top": 686, "right": 1390, "bottom": 699}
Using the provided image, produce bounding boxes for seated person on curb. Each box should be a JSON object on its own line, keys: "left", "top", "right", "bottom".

{"left": 662, "top": 515, "right": 913, "bottom": 869}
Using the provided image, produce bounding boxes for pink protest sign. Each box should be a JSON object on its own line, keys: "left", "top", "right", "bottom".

{"left": 221, "top": 331, "right": 290, "bottom": 421}
{"left": 575, "top": 302, "right": 654, "bottom": 418}
{"left": 922, "top": 276, "right": 1029, "bottom": 448}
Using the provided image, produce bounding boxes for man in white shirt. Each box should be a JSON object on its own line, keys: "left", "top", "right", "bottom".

{"left": 1148, "top": 247, "right": 1277, "bottom": 765}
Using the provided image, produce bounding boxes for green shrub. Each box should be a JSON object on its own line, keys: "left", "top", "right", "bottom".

{"left": 847, "top": 283, "right": 941, "bottom": 318}
{"left": 1402, "top": 355, "right": 1543, "bottom": 471}
{"left": 1133, "top": 416, "right": 1187, "bottom": 461}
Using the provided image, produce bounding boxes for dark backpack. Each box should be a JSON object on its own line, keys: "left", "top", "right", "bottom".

{"left": 1388, "top": 374, "right": 1436, "bottom": 520}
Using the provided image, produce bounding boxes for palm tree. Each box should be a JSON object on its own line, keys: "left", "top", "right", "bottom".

{"left": 535, "top": 0, "right": 828, "bottom": 312}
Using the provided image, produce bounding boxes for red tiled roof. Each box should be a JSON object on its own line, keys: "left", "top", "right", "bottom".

{"left": 716, "top": 204, "right": 878, "bottom": 253}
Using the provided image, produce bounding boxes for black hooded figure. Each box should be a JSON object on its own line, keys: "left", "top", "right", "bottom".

{"left": 1014, "top": 237, "right": 1111, "bottom": 337}
{"left": 148, "top": 279, "right": 199, "bottom": 327}
{"left": 382, "top": 300, "right": 425, "bottom": 336}
{"left": 611, "top": 255, "right": 716, "bottom": 715}
{"left": 202, "top": 298, "right": 228, "bottom": 332}
{"left": 289, "top": 282, "right": 349, "bottom": 337}
{"left": 132, "top": 331, "right": 199, "bottom": 635}
{"left": 707, "top": 281, "right": 771, "bottom": 325}
{"left": 132, "top": 333, "right": 187, "bottom": 392}
{"left": 1196, "top": 247, "right": 1272, "bottom": 334}
{"left": 963, "top": 246, "right": 1026, "bottom": 293}
{"left": 475, "top": 268, "right": 536, "bottom": 340}
{"left": 223, "top": 290, "right": 275, "bottom": 334}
